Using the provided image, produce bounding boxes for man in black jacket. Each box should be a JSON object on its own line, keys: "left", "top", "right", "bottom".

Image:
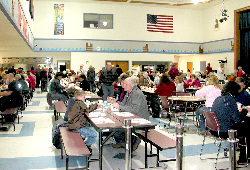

{"left": 0, "top": 73, "right": 23, "bottom": 112}
{"left": 99, "top": 62, "right": 118, "bottom": 101}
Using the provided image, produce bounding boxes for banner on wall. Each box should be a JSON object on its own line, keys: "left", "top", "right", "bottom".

{"left": 54, "top": 4, "right": 64, "bottom": 35}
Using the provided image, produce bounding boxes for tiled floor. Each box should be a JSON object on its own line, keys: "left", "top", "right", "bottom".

{"left": 0, "top": 89, "right": 249, "bottom": 170}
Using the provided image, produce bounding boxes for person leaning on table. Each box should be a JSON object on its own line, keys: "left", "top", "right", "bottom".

{"left": 68, "top": 88, "right": 98, "bottom": 153}
{"left": 211, "top": 81, "right": 249, "bottom": 165}
{"left": 107, "top": 77, "right": 149, "bottom": 151}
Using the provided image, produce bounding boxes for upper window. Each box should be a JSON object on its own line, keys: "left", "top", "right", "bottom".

{"left": 83, "top": 13, "right": 113, "bottom": 29}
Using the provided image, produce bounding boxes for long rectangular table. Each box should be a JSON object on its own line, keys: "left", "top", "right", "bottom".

{"left": 85, "top": 109, "right": 156, "bottom": 169}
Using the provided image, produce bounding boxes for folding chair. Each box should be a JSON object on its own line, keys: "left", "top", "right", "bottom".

{"left": 200, "top": 109, "right": 228, "bottom": 169}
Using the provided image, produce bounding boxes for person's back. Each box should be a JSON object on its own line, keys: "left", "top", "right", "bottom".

{"left": 87, "top": 68, "right": 95, "bottom": 82}
{"left": 18, "top": 79, "right": 30, "bottom": 94}
{"left": 211, "top": 93, "right": 241, "bottom": 132}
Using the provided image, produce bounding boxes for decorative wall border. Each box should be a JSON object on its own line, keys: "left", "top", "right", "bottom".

{"left": 33, "top": 38, "right": 234, "bottom": 54}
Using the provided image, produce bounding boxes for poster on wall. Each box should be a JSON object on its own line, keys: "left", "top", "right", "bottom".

{"left": 54, "top": 4, "right": 64, "bottom": 35}
{"left": 29, "top": 0, "right": 34, "bottom": 19}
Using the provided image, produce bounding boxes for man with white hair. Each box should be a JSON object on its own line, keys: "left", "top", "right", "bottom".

{"left": 111, "top": 77, "right": 149, "bottom": 150}
{"left": 0, "top": 73, "right": 23, "bottom": 112}
{"left": 113, "top": 77, "right": 149, "bottom": 119}
{"left": 77, "top": 64, "right": 86, "bottom": 76}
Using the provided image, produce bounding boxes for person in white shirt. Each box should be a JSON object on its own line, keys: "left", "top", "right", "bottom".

{"left": 77, "top": 64, "right": 86, "bottom": 76}
{"left": 217, "top": 63, "right": 225, "bottom": 83}
{"left": 174, "top": 76, "right": 184, "bottom": 92}
{"left": 153, "top": 72, "right": 161, "bottom": 86}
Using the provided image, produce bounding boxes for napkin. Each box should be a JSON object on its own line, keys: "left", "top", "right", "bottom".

{"left": 113, "top": 112, "right": 134, "bottom": 117}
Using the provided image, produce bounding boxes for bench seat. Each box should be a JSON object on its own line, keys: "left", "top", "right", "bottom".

{"left": 54, "top": 101, "right": 67, "bottom": 121}
{"left": 138, "top": 129, "right": 176, "bottom": 167}
{"left": 59, "top": 127, "right": 91, "bottom": 170}
{"left": 0, "top": 107, "right": 19, "bottom": 131}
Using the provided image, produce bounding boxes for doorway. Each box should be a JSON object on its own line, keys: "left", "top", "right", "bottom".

{"left": 187, "top": 62, "right": 193, "bottom": 74}
{"left": 58, "top": 60, "right": 70, "bottom": 72}
{"left": 107, "top": 61, "right": 128, "bottom": 73}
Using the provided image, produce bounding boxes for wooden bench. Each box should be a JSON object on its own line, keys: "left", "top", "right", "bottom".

{"left": 59, "top": 127, "right": 91, "bottom": 170}
{"left": 137, "top": 129, "right": 176, "bottom": 167}
{"left": 0, "top": 107, "right": 19, "bottom": 131}
{"left": 54, "top": 101, "right": 67, "bottom": 121}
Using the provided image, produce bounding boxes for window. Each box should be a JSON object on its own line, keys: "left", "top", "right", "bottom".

{"left": 83, "top": 13, "right": 113, "bottom": 29}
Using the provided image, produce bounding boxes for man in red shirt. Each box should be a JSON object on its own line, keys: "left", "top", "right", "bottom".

{"left": 206, "top": 63, "right": 212, "bottom": 74}
{"left": 168, "top": 63, "right": 179, "bottom": 80}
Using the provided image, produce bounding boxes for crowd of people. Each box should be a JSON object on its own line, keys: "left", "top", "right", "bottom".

{"left": 1, "top": 62, "right": 250, "bottom": 164}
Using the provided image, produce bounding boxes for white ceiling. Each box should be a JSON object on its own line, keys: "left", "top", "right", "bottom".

{"left": 0, "top": 0, "right": 225, "bottom": 59}
{"left": 0, "top": 9, "right": 33, "bottom": 55}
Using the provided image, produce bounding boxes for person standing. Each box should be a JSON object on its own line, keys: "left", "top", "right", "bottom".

{"left": 77, "top": 64, "right": 86, "bottom": 76}
{"left": 168, "top": 63, "right": 179, "bottom": 80}
{"left": 87, "top": 65, "right": 96, "bottom": 92}
{"left": 206, "top": 63, "right": 212, "bottom": 74}
{"left": 40, "top": 67, "right": 48, "bottom": 92}
{"left": 217, "top": 63, "right": 225, "bottom": 83}
{"left": 116, "top": 64, "right": 123, "bottom": 77}
{"left": 99, "top": 62, "right": 118, "bottom": 101}
{"left": 35, "top": 65, "right": 42, "bottom": 88}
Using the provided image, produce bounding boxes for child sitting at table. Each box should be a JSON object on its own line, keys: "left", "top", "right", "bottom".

{"left": 68, "top": 88, "right": 98, "bottom": 152}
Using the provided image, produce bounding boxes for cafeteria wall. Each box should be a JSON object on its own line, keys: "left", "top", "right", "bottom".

{"left": 34, "top": 1, "right": 203, "bottom": 42}
{"left": 178, "top": 52, "right": 234, "bottom": 75}
{"left": 70, "top": 52, "right": 174, "bottom": 73}
{"left": 202, "top": 0, "right": 250, "bottom": 42}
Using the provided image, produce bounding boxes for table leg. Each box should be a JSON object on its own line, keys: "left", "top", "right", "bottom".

{"left": 145, "top": 128, "right": 148, "bottom": 168}
{"left": 99, "top": 131, "right": 103, "bottom": 170}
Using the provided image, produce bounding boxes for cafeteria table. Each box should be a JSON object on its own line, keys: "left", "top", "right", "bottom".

{"left": 168, "top": 96, "right": 205, "bottom": 125}
{"left": 85, "top": 108, "right": 156, "bottom": 170}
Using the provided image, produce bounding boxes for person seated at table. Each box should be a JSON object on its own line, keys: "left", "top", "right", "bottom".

{"left": 235, "top": 77, "right": 250, "bottom": 106}
{"left": 138, "top": 73, "right": 150, "bottom": 86}
{"left": 68, "top": 88, "right": 98, "bottom": 152}
{"left": 15, "top": 74, "right": 30, "bottom": 95}
{"left": 0, "top": 73, "right": 23, "bottom": 112}
{"left": 195, "top": 75, "right": 221, "bottom": 133}
{"left": 211, "top": 81, "right": 249, "bottom": 164}
{"left": 78, "top": 73, "right": 90, "bottom": 91}
{"left": 187, "top": 74, "right": 201, "bottom": 87}
{"left": 154, "top": 74, "right": 175, "bottom": 97}
{"left": 49, "top": 72, "right": 68, "bottom": 103}
{"left": 153, "top": 72, "right": 161, "bottom": 86}
{"left": 64, "top": 87, "right": 76, "bottom": 121}
{"left": 108, "top": 77, "right": 149, "bottom": 151}
{"left": 115, "top": 73, "right": 129, "bottom": 102}
{"left": 230, "top": 73, "right": 236, "bottom": 81}
{"left": 174, "top": 76, "right": 184, "bottom": 92}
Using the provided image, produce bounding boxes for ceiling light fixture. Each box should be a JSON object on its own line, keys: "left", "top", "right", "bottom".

{"left": 219, "top": 0, "right": 229, "bottom": 23}
{"left": 192, "top": 0, "right": 200, "bottom": 5}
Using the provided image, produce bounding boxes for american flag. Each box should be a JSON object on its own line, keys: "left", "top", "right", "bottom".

{"left": 147, "top": 14, "right": 174, "bottom": 33}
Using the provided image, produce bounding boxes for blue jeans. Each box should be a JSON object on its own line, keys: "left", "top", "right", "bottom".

{"left": 74, "top": 127, "right": 97, "bottom": 146}
{"left": 89, "top": 81, "right": 95, "bottom": 92}
{"left": 196, "top": 106, "right": 211, "bottom": 132}
{"left": 114, "top": 131, "right": 137, "bottom": 145}
{"left": 102, "top": 84, "right": 114, "bottom": 101}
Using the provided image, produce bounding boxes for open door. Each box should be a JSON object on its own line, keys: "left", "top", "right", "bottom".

{"left": 187, "top": 62, "right": 193, "bottom": 74}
